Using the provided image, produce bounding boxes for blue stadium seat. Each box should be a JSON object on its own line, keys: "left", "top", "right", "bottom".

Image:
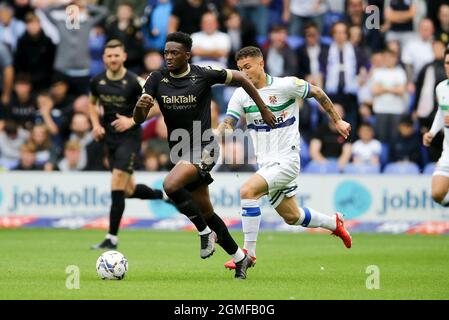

{"left": 286, "top": 36, "right": 304, "bottom": 49}
{"left": 423, "top": 162, "right": 436, "bottom": 175}
{"left": 299, "top": 138, "right": 310, "bottom": 167}
{"left": 303, "top": 160, "right": 340, "bottom": 174}
{"left": 383, "top": 162, "right": 420, "bottom": 175}
{"left": 343, "top": 163, "right": 381, "bottom": 174}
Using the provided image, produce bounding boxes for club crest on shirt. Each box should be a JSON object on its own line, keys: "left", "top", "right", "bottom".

{"left": 269, "top": 95, "right": 277, "bottom": 104}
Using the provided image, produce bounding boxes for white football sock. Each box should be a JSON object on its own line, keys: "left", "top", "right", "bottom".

{"left": 198, "top": 226, "right": 212, "bottom": 236}
{"left": 295, "top": 207, "right": 337, "bottom": 231}
{"left": 241, "top": 199, "right": 261, "bottom": 257}
{"left": 106, "top": 233, "right": 118, "bottom": 245}
{"left": 232, "top": 248, "right": 246, "bottom": 263}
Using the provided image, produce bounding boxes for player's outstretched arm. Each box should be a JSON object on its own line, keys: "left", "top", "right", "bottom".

{"left": 228, "top": 70, "right": 276, "bottom": 128}
{"left": 133, "top": 94, "right": 154, "bottom": 125}
{"left": 215, "top": 116, "right": 238, "bottom": 138}
{"left": 309, "top": 84, "right": 351, "bottom": 140}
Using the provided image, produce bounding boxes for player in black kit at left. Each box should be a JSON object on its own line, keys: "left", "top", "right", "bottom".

{"left": 89, "top": 40, "right": 168, "bottom": 250}
{"left": 133, "top": 32, "right": 276, "bottom": 279}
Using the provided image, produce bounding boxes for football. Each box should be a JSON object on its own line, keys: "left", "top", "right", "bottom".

{"left": 96, "top": 250, "right": 128, "bottom": 280}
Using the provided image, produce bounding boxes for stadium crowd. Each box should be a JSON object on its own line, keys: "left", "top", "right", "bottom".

{"left": 0, "top": 0, "right": 447, "bottom": 174}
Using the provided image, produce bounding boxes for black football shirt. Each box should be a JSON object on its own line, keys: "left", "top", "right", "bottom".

{"left": 90, "top": 70, "right": 143, "bottom": 143}
{"left": 143, "top": 64, "right": 232, "bottom": 161}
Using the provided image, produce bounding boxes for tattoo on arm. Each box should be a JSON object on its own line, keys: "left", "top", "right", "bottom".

{"left": 216, "top": 116, "right": 238, "bottom": 137}
{"left": 313, "top": 87, "right": 341, "bottom": 123}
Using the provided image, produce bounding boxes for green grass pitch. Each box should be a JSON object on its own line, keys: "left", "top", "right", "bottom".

{"left": 0, "top": 229, "right": 448, "bottom": 300}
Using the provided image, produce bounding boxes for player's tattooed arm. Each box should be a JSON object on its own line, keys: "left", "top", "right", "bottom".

{"left": 309, "top": 84, "right": 351, "bottom": 140}
{"left": 216, "top": 116, "right": 238, "bottom": 138}
{"left": 227, "top": 70, "right": 276, "bottom": 128}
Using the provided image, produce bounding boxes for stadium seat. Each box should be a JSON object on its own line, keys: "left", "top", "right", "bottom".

{"left": 303, "top": 160, "right": 340, "bottom": 174}
{"left": 383, "top": 162, "right": 420, "bottom": 175}
{"left": 380, "top": 143, "right": 389, "bottom": 168}
{"left": 423, "top": 162, "right": 436, "bottom": 175}
{"left": 343, "top": 163, "right": 381, "bottom": 174}
{"left": 299, "top": 138, "right": 310, "bottom": 167}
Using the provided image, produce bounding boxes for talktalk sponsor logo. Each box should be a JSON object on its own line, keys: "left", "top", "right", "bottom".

{"left": 7, "top": 186, "right": 110, "bottom": 212}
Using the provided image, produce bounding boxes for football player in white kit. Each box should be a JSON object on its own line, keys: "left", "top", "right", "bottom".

{"left": 216, "top": 47, "right": 353, "bottom": 270}
{"left": 423, "top": 49, "right": 449, "bottom": 207}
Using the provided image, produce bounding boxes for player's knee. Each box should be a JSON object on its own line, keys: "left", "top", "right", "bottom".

{"left": 240, "top": 185, "right": 257, "bottom": 200}
{"left": 124, "top": 185, "right": 135, "bottom": 198}
{"left": 432, "top": 189, "right": 446, "bottom": 204}
{"left": 163, "top": 180, "right": 179, "bottom": 195}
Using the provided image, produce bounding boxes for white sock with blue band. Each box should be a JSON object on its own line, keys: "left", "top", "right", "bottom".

{"left": 295, "top": 207, "right": 336, "bottom": 231}
{"left": 241, "top": 199, "right": 261, "bottom": 257}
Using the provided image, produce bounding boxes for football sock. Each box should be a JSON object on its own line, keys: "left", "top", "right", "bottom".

{"left": 205, "top": 213, "right": 238, "bottom": 255}
{"left": 166, "top": 188, "right": 209, "bottom": 233}
{"left": 232, "top": 248, "right": 246, "bottom": 263}
{"left": 130, "top": 184, "right": 163, "bottom": 200}
{"left": 241, "top": 199, "right": 261, "bottom": 257}
{"left": 108, "top": 190, "right": 125, "bottom": 236}
{"left": 106, "top": 233, "right": 118, "bottom": 245}
{"left": 295, "top": 207, "right": 337, "bottom": 231}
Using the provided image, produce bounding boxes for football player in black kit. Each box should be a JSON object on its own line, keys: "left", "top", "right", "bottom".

{"left": 89, "top": 40, "right": 168, "bottom": 250}
{"left": 133, "top": 32, "right": 276, "bottom": 279}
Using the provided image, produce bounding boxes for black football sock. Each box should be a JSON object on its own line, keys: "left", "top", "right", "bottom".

{"left": 206, "top": 213, "right": 238, "bottom": 255}
{"left": 130, "top": 184, "right": 163, "bottom": 200}
{"left": 166, "top": 188, "right": 208, "bottom": 232}
{"left": 108, "top": 190, "right": 125, "bottom": 236}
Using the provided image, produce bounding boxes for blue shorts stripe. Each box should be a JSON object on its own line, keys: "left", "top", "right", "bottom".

{"left": 301, "top": 207, "right": 312, "bottom": 227}
{"left": 242, "top": 206, "right": 261, "bottom": 217}
{"left": 247, "top": 116, "right": 296, "bottom": 132}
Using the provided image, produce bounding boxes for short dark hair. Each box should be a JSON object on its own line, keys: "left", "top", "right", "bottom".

{"left": 165, "top": 32, "right": 192, "bottom": 51}
{"left": 235, "top": 46, "right": 263, "bottom": 62}
{"left": 104, "top": 39, "right": 125, "bottom": 52}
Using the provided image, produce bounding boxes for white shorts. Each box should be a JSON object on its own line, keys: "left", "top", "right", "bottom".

{"left": 434, "top": 155, "right": 449, "bottom": 178}
{"left": 256, "top": 154, "right": 300, "bottom": 208}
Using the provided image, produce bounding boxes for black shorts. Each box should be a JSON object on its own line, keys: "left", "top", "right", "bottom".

{"left": 106, "top": 137, "right": 140, "bottom": 174}
{"left": 184, "top": 145, "right": 218, "bottom": 192}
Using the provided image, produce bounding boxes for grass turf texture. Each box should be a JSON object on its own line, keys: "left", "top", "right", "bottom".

{"left": 0, "top": 229, "right": 448, "bottom": 300}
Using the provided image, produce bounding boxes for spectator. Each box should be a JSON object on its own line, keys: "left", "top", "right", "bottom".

{"left": 282, "top": 0, "right": 327, "bottom": 36}
{"left": 401, "top": 18, "right": 435, "bottom": 93}
{"left": 14, "top": 12, "right": 55, "bottom": 92}
{"left": 216, "top": 140, "right": 256, "bottom": 172}
{"left": 224, "top": 10, "right": 257, "bottom": 70}
{"left": 296, "top": 21, "right": 329, "bottom": 87}
{"left": 168, "top": 0, "right": 214, "bottom": 35}
{"left": 191, "top": 12, "right": 231, "bottom": 69}
{"left": 56, "top": 140, "right": 85, "bottom": 171}
{"left": 237, "top": 0, "right": 270, "bottom": 37}
{"left": 6, "top": 73, "right": 36, "bottom": 130}
{"left": 89, "top": 24, "right": 107, "bottom": 76}
{"left": 42, "top": 0, "right": 108, "bottom": 96}
{"left": 0, "top": 120, "right": 29, "bottom": 169}
{"left": 142, "top": 0, "right": 173, "bottom": 53}
{"left": 261, "top": 24, "right": 298, "bottom": 77}
{"left": 414, "top": 40, "right": 447, "bottom": 131}
{"left": 309, "top": 104, "right": 352, "bottom": 170}
{"left": 435, "top": 4, "right": 449, "bottom": 46}
{"left": 48, "top": 74, "right": 75, "bottom": 141}
{"left": 0, "top": 41, "right": 13, "bottom": 118}
{"left": 141, "top": 50, "right": 164, "bottom": 79}
{"left": 389, "top": 115, "right": 424, "bottom": 169}
{"left": 28, "top": 124, "right": 59, "bottom": 170}
{"left": 104, "top": 1, "right": 143, "bottom": 73}
{"left": 12, "top": 141, "right": 41, "bottom": 171}
{"left": 142, "top": 146, "right": 161, "bottom": 171}
{"left": 100, "top": 0, "right": 147, "bottom": 18}
{"left": 324, "top": 21, "right": 368, "bottom": 138}
{"left": 371, "top": 48, "right": 408, "bottom": 143}
{"left": 384, "top": 0, "right": 417, "bottom": 46}
{"left": 35, "top": 92, "right": 64, "bottom": 148}
{"left": 11, "top": 0, "right": 34, "bottom": 21}
{"left": 69, "top": 112, "right": 93, "bottom": 169}
{"left": 0, "top": 2, "right": 26, "bottom": 52}
{"left": 192, "top": 11, "right": 231, "bottom": 111}
{"left": 351, "top": 122, "right": 381, "bottom": 165}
